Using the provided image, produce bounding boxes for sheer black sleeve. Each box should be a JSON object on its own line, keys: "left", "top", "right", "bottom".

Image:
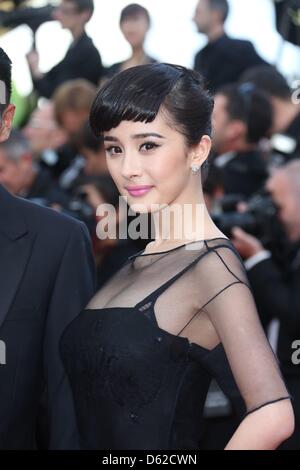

{"left": 193, "top": 243, "right": 292, "bottom": 416}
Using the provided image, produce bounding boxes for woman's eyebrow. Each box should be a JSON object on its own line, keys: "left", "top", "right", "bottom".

{"left": 103, "top": 136, "right": 119, "bottom": 142}
{"left": 103, "top": 133, "right": 166, "bottom": 142}
{"left": 131, "top": 133, "right": 166, "bottom": 139}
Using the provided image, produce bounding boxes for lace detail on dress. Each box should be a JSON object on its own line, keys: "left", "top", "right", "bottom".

{"left": 107, "top": 343, "right": 167, "bottom": 412}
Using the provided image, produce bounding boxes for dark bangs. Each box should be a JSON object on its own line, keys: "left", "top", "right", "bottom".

{"left": 89, "top": 64, "right": 187, "bottom": 136}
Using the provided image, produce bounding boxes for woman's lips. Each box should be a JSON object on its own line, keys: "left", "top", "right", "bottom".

{"left": 125, "top": 186, "right": 154, "bottom": 197}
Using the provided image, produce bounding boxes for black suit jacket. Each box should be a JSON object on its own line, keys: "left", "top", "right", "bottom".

{"left": 0, "top": 184, "right": 96, "bottom": 449}
{"left": 247, "top": 245, "right": 300, "bottom": 378}
{"left": 33, "top": 32, "right": 103, "bottom": 98}
{"left": 194, "top": 34, "right": 268, "bottom": 93}
{"left": 213, "top": 150, "right": 268, "bottom": 198}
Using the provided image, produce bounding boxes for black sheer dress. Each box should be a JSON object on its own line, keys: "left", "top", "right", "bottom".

{"left": 60, "top": 237, "right": 291, "bottom": 450}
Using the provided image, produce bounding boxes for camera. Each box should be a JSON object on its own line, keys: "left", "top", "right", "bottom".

{"left": 0, "top": 1, "right": 54, "bottom": 34}
{"left": 28, "top": 187, "right": 96, "bottom": 234}
{"left": 213, "top": 191, "right": 288, "bottom": 256}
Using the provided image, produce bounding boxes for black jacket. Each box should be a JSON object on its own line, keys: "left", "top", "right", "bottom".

{"left": 194, "top": 34, "right": 268, "bottom": 93}
{"left": 0, "top": 184, "right": 96, "bottom": 449}
{"left": 32, "top": 32, "right": 103, "bottom": 98}
{"left": 213, "top": 150, "right": 268, "bottom": 198}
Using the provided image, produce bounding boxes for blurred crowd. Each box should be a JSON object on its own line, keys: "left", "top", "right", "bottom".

{"left": 1, "top": 0, "right": 300, "bottom": 449}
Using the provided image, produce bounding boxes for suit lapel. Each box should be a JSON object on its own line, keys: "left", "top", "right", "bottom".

{"left": 0, "top": 185, "right": 35, "bottom": 328}
{"left": 0, "top": 233, "right": 35, "bottom": 329}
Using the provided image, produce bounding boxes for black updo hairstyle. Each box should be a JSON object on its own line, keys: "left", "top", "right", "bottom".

{"left": 90, "top": 63, "right": 214, "bottom": 178}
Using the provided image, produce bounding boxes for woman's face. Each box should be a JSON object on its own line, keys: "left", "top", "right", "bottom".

{"left": 103, "top": 111, "right": 210, "bottom": 214}
{"left": 120, "top": 15, "right": 150, "bottom": 49}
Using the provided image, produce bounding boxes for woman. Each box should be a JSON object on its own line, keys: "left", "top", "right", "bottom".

{"left": 60, "top": 63, "right": 294, "bottom": 450}
{"left": 103, "top": 4, "right": 156, "bottom": 80}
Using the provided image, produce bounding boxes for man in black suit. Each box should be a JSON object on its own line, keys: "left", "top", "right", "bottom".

{"left": 211, "top": 82, "right": 271, "bottom": 199}
{"left": 27, "top": 0, "right": 103, "bottom": 98}
{"left": 193, "top": 0, "right": 268, "bottom": 93}
{"left": 231, "top": 161, "right": 300, "bottom": 449}
{"left": 240, "top": 65, "right": 300, "bottom": 163}
{"left": 0, "top": 48, "right": 96, "bottom": 449}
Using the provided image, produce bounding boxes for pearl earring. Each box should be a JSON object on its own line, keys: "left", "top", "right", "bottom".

{"left": 191, "top": 164, "right": 201, "bottom": 175}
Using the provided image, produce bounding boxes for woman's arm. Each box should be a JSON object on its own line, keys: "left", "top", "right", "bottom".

{"left": 225, "top": 399, "right": 294, "bottom": 450}
{"left": 197, "top": 246, "right": 295, "bottom": 450}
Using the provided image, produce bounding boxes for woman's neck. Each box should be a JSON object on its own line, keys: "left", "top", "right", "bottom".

{"left": 128, "top": 46, "right": 147, "bottom": 64}
{"left": 150, "top": 193, "right": 224, "bottom": 248}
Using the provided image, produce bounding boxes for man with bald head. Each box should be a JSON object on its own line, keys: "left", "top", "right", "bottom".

{"left": 231, "top": 161, "right": 300, "bottom": 449}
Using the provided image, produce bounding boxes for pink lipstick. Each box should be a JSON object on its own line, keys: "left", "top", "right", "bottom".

{"left": 125, "top": 185, "right": 154, "bottom": 197}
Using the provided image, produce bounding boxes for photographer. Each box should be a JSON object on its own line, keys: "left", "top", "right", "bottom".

{"left": 240, "top": 65, "right": 300, "bottom": 163}
{"left": 193, "top": 0, "right": 268, "bottom": 93}
{"left": 231, "top": 160, "right": 300, "bottom": 449}
{"left": 0, "top": 129, "right": 68, "bottom": 206}
{"left": 52, "top": 78, "right": 97, "bottom": 189}
{"left": 76, "top": 175, "right": 139, "bottom": 289}
{"left": 22, "top": 101, "right": 69, "bottom": 180}
{"left": 211, "top": 82, "right": 272, "bottom": 198}
{"left": 27, "top": 0, "right": 103, "bottom": 99}
{"left": 73, "top": 120, "right": 108, "bottom": 177}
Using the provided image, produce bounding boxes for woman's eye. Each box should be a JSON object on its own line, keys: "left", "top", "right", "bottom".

{"left": 105, "top": 146, "right": 122, "bottom": 155}
{"left": 140, "top": 142, "right": 160, "bottom": 152}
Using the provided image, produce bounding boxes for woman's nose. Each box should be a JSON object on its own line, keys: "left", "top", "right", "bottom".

{"left": 121, "top": 154, "right": 143, "bottom": 179}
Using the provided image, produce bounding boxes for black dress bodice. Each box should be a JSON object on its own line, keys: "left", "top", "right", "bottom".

{"left": 60, "top": 238, "right": 291, "bottom": 450}
{"left": 61, "top": 304, "right": 232, "bottom": 450}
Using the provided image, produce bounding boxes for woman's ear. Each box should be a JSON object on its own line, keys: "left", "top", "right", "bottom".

{"left": 0, "top": 104, "right": 15, "bottom": 143}
{"left": 189, "top": 135, "right": 212, "bottom": 167}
